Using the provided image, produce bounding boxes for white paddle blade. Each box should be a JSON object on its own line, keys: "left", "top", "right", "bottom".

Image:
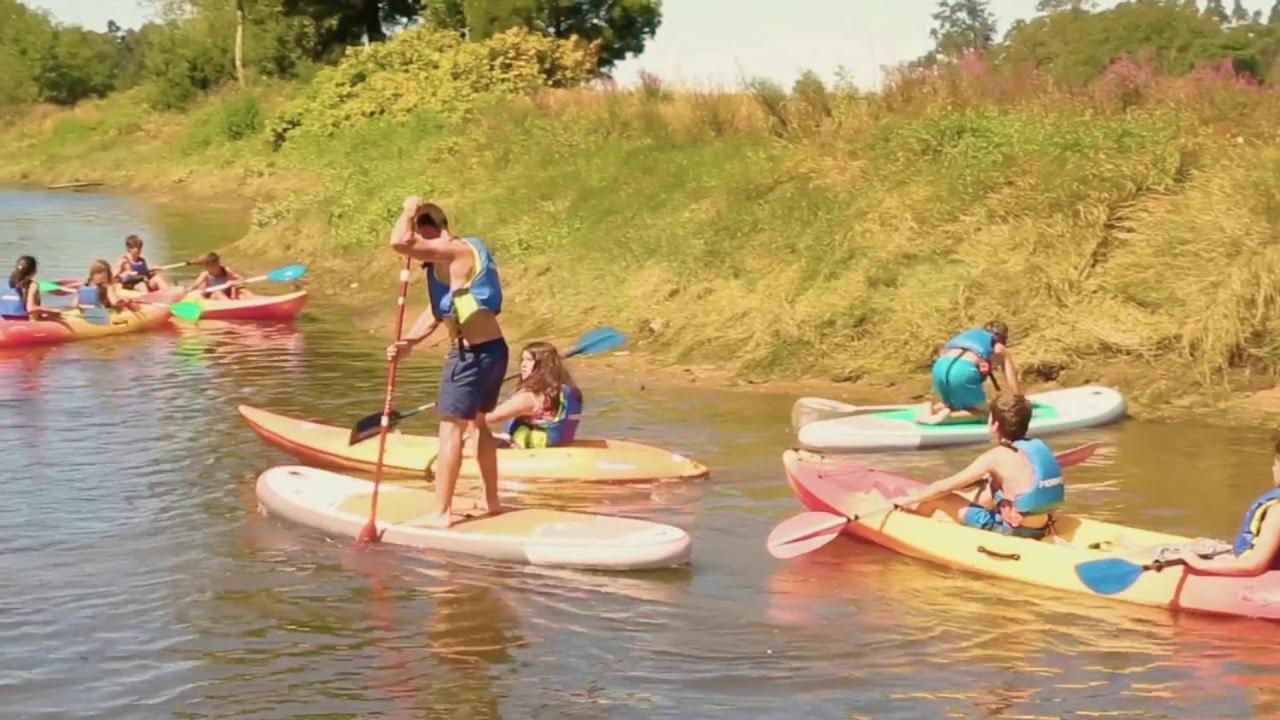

{"left": 767, "top": 511, "right": 849, "bottom": 559}
{"left": 791, "top": 397, "right": 859, "bottom": 429}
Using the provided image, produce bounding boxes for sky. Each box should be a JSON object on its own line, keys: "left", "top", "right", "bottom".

{"left": 37, "top": 0, "right": 1266, "bottom": 90}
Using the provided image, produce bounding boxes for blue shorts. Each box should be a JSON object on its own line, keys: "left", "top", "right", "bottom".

{"left": 962, "top": 504, "right": 1048, "bottom": 539}
{"left": 437, "top": 338, "right": 509, "bottom": 420}
{"left": 931, "top": 356, "right": 987, "bottom": 411}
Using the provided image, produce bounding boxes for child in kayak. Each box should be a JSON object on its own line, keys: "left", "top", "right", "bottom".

{"left": 73, "top": 260, "right": 129, "bottom": 311}
{"left": 483, "top": 341, "right": 584, "bottom": 449}
{"left": 186, "top": 253, "right": 246, "bottom": 299}
{"left": 917, "top": 320, "right": 1020, "bottom": 425}
{"left": 1, "top": 255, "right": 63, "bottom": 321}
{"left": 115, "top": 234, "right": 170, "bottom": 292}
{"left": 906, "top": 393, "right": 1063, "bottom": 539}
{"left": 1167, "top": 434, "right": 1280, "bottom": 575}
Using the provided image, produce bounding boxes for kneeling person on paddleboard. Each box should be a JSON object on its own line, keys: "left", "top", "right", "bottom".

{"left": 481, "top": 341, "right": 584, "bottom": 450}
{"left": 1167, "top": 434, "right": 1280, "bottom": 576}
{"left": 386, "top": 198, "right": 508, "bottom": 528}
{"left": 918, "top": 320, "right": 1019, "bottom": 425}
{"left": 187, "top": 253, "right": 247, "bottom": 300}
{"left": 907, "top": 393, "right": 1063, "bottom": 539}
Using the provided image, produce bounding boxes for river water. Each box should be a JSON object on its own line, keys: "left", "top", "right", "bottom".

{"left": 1, "top": 189, "right": 1278, "bottom": 719}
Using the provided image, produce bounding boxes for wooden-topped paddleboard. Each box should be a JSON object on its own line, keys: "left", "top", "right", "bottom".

{"left": 256, "top": 465, "right": 693, "bottom": 570}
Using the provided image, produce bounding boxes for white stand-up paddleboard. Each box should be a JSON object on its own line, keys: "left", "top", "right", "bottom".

{"left": 256, "top": 466, "right": 692, "bottom": 570}
{"left": 796, "top": 385, "right": 1126, "bottom": 452}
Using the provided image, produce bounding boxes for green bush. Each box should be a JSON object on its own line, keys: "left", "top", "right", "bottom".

{"left": 184, "top": 93, "right": 264, "bottom": 149}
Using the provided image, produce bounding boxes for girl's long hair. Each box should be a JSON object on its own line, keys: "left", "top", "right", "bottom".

{"left": 86, "top": 259, "right": 113, "bottom": 303}
{"left": 518, "top": 341, "right": 575, "bottom": 413}
{"left": 10, "top": 255, "right": 36, "bottom": 290}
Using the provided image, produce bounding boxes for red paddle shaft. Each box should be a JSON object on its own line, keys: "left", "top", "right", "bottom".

{"left": 358, "top": 257, "right": 414, "bottom": 544}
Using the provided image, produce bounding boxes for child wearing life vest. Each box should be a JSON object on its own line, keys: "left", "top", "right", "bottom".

{"left": 482, "top": 341, "right": 584, "bottom": 450}
{"left": 73, "top": 260, "right": 129, "bottom": 312}
{"left": 1167, "top": 434, "right": 1280, "bottom": 575}
{"left": 917, "top": 320, "right": 1020, "bottom": 425}
{"left": 906, "top": 393, "right": 1063, "bottom": 539}
{"left": 186, "top": 252, "right": 246, "bottom": 299}
{"left": 1, "top": 255, "right": 63, "bottom": 321}
{"left": 115, "top": 234, "right": 170, "bottom": 292}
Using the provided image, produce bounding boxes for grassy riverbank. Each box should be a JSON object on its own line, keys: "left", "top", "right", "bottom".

{"left": 5, "top": 50, "right": 1280, "bottom": 417}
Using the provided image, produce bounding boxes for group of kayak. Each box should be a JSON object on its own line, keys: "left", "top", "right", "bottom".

{"left": 0, "top": 235, "right": 309, "bottom": 348}
{"left": 774, "top": 322, "right": 1280, "bottom": 622}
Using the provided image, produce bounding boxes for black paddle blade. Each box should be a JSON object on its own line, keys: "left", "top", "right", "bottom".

{"left": 349, "top": 409, "right": 403, "bottom": 446}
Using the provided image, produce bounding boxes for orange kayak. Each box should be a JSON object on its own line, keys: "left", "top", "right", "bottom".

{"left": 238, "top": 405, "right": 710, "bottom": 483}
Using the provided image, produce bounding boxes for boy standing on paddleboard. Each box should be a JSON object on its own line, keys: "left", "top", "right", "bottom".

{"left": 386, "top": 198, "right": 508, "bottom": 528}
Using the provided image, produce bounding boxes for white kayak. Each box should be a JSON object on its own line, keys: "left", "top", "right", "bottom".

{"left": 256, "top": 466, "right": 692, "bottom": 570}
{"left": 796, "top": 385, "right": 1126, "bottom": 452}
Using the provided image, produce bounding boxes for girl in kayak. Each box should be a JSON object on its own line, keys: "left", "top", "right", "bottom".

{"left": 906, "top": 393, "right": 1063, "bottom": 539}
{"left": 1167, "top": 434, "right": 1280, "bottom": 575}
{"left": 186, "top": 253, "right": 247, "bottom": 299}
{"left": 115, "top": 234, "right": 170, "bottom": 292}
{"left": 483, "top": 341, "right": 584, "bottom": 449}
{"left": 1, "top": 255, "right": 63, "bottom": 321}
{"left": 917, "top": 320, "right": 1020, "bottom": 425}
{"left": 73, "top": 260, "right": 129, "bottom": 312}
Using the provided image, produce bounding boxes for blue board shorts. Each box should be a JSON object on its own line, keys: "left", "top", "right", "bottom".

{"left": 962, "top": 504, "right": 1048, "bottom": 539}
{"left": 437, "top": 338, "right": 509, "bottom": 420}
{"left": 930, "top": 355, "right": 988, "bottom": 411}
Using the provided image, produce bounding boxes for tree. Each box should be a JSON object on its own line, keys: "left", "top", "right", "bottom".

{"left": 1034, "top": 0, "right": 1096, "bottom": 12}
{"left": 1204, "top": 0, "right": 1229, "bottom": 24}
{"left": 282, "top": 0, "right": 421, "bottom": 51}
{"left": 1270, "top": 0, "right": 1280, "bottom": 25}
{"left": 929, "top": 0, "right": 998, "bottom": 58}
{"left": 235, "top": 0, "right": 246, "bottom": 87}
{"left": 421, "top": 0, "right": 662, "bottom": 70}
{"left": 1230, "top": 0, "right": 1251, "bottom": 24}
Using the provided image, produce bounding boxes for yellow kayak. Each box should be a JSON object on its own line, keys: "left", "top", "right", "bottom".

{"left": 783, "top": 450, "right": 1280, "bottom": 621}
{"left": 0, "top": 289, "right": 180, "bottom": 349}
{"left": 238, "top": 405, "right": 710, "bottom": 483}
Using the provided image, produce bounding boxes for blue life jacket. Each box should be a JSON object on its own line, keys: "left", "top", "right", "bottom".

{"left": 128, "top": 257, "right": 149, "bottom": 276}
{"left": 945, "top": 328, "right": 997, "bottom": 362}
{"left": 1233, "top": 488, "right": 1280, "bottom": 570}
{"left": 77, "top": 285, "right": 103, "bottom": 309}
{"left": 1009, "top": 438, "right": 1064, "bottom": 515}
{"left": 1, "top": 278, "right": 29, "bottom": 319}
{"left": 425, "top": 237, "right": 503, "bottom": 324}
{"left": 508, "top": 385, "right": 584, "bottom": 449}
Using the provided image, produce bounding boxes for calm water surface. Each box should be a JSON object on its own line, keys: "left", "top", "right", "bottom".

{"left": 1, "top": 189, "right": 1278, "bottom": 719}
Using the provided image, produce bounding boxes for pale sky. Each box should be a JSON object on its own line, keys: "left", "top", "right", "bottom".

{"left": 30, "top": 0, "right": 1265, "bottom": 90}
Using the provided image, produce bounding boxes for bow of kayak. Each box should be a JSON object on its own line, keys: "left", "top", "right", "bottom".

{"left": 181, "top": 290, "right": 308, "bottom": 321}
{"left": 782, "top": 449, "right": 1280, "bottom": 622}
{"left": 257, "top": 465, "right": 692, "bottom": 570}
{"left": 237, "top": 405, "right": 710, "bottom": 483}
{"left": 797, "top": 385, "right": 1126, "bottom": 452}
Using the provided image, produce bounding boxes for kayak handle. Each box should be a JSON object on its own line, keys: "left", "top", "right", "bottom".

{"left": 977, "top": 546, "right": 1021, "bottom": 561}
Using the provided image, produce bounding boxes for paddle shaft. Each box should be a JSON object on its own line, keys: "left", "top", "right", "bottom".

{"left": 203, "top": 273, "right": 264, "bottom": 295}
{"left": 360, "top": 257, "right": 414, "bottom": 544}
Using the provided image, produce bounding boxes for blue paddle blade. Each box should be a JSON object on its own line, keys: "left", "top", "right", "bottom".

{"left": 266, "top": 264, "right": 307, "bottom": 283}
{"left": 1074, "top": 557, "right": 1145, "bottom": 595}
{"left": 568, "top": 327, "right": 626, "bottom": 358}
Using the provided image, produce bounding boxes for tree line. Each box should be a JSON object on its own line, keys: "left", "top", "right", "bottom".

{"left": 0, "top": 0, "right": 661, "bottom": 109}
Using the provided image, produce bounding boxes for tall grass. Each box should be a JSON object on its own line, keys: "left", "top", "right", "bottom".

{"left": 4, "top": 54, "right": 1280, "bottom": 393}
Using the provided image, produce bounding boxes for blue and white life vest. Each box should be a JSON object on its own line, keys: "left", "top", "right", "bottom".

{"left": 508, "top": 385, "right": 584, "bottom": 449}
{"left": 1233, "top": 488, "right": 1280, "bottom": 570}
{"left": 945, "top": 328, "right": 997, "bottom": 362}
{"left": 1009, "top": 438, "right": 1064, "bottom": 515}
{"left": 1, "top": 278, "right": 29, "bottom": 319}
{"left": 425, "top": 237, "right": 503, "bottom": 324}
{"left": 77, "top": 285, "right": 103, "bottom": 308}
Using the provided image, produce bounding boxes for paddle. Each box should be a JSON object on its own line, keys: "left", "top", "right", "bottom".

{"left": 346, "top": 326, "right": 628, "bottom": 445}
{"left": 1074, "top": 546, "right": 1233, "bottom": 595}
{"left": 356, "top": 257, "right": 415, "bottom": 546}
{"left": 201, "top": 263, "right": 307, "bottom": 296}
{"left": 766, "top": 442, "right": 1103, "bottom": 559}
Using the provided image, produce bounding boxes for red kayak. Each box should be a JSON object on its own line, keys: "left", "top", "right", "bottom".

{"left": 181, "top": 290, "right": 307, "bottom": 321}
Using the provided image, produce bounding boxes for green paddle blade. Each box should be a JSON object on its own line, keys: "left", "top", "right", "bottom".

{"left": 37, "top": 280, "right": 72, "bottom": 294}
{"left": 170, "top": 302, "right": 203, "bottom": 321}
